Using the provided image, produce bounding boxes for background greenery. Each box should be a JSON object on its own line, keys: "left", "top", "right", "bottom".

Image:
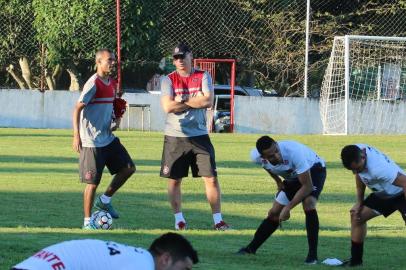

{"left": 1, "top": 128, "right": 405, "bottom": 269}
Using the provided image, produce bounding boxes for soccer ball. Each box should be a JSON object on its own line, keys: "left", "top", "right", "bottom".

{"left": 91, "top": 210, "right": 113, "bottom": 230}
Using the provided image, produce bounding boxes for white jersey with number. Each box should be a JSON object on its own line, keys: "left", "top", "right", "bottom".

{"left": 250, "top": 141, "right": 325, "bottom": 180}
{"left": 12, "top": 239, "right": 154, "bottom": 270}
{"left": 356, "top": 144, "right": 404, "bottom": 198}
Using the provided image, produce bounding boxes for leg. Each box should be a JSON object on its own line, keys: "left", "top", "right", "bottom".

{"left": 84, "top": 183, "right": 98, "bottom": 218}
{"left": 348, "top": 205, "right": 379, "bottom": 265}
{"left": 240, "top": 201, "right": 284, "bottom": 254}
{"left": 203, "top": 176, "right": 221, "bottom": 214}
{"left": 104, "top": 166, "right": 135, "bottom": 196}
{"left": 302, "top": 196, "right": 319, "bottom": 263}
{"left": 168, "top": 178, "right": 183, "bottom": 214}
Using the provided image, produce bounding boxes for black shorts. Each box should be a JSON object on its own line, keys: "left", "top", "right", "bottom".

{"left": 160, "top": 135, "right": 217, "bottom": 179}
{"left": 364, "top": 193, "right": 406, "bottom": 217}
{"left": 281, "top": 163, "right": 326, "bottom": 201}
{"left": 79, "top": 137, "right": 134, "bottom": 185}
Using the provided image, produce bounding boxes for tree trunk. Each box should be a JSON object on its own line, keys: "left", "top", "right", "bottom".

{"left": 6, "top": 64, "right": 27, "bottom": 89}
{"left": 66, "top": 65, "right": 80, "bottom": 91}
{"left": 19, "top": 57, "right": 34, "bottom": 89}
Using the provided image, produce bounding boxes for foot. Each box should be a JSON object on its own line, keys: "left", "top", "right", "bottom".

{"left": 236, "top": 247, "right": 255, "bottom": 255}
{"left": 214, "top": 220, "right": 230, "bottom": 231}
{"left": 82, "top": 222, "right": 97, "bottom": 230}
{"left": 341, "top": 259, "right": 362, "bottom": 267}
{"left": 175, "top": 221, "right": 187, "bottom": 230}
{"left": 304, "top": 255, "right": 318, "bottom": 265}
{"left": 94, "top": 196, "right": 119, "bottom": 219}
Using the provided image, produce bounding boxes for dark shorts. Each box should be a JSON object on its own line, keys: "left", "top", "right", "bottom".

{"left": 160, "top": 135, "right": 217, "bottom": 179}
{"left": 364, "top": 193, "right": 406, "bottom": 217}
{"left": 281, "top": 163, "right": 326, "bottom": 201}
{"left": 79, "top": 137, "right": 135, "bottom": 185}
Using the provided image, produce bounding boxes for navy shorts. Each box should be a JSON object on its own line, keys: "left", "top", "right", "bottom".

{"left": 79, "top": 137, "right": 135, "bottom": 185}
{"left": 160, "top": 135, "right": 217, "bottom": 179}
{"left": 281, "top": 163, "right": 326, "bottom": 201}
{"left": 364, "top": 193, "right": 406, "bottom": 217}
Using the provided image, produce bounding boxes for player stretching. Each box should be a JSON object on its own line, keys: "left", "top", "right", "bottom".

{"left": 72, "top": 48, "right": 135, "bottom": 229}
{"left": 12, "top": 232, "right": 198, "bottom": 270}
{"left": 340, "top": 144, "right": 406, "bottom": 267}
{"left": 238, "top": 135, "right": 326, "bottom": 264}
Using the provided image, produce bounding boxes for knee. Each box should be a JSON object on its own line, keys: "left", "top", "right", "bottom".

{"left": 123, "top": 166, "right": 135, "bottom": 176}
{"left": 350, "top": 211, "right": 365, "bottom": 226}
{"left": 267, "top": 210, "right": 280, "bottom": 222}
{"left": 303, "top": 197, "right": 317, "bottom": 211}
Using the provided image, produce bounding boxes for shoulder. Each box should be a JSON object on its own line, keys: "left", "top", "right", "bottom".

{"left": 83, "top": 74, "right": 98, "bottom": 92}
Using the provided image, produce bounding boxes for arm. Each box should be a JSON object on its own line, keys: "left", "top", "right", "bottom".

{"left": 161, "top": 95, "right": 190, "bottom": 113}
{"left": 355, "top": 174, "right": 366, "bottom": 204}
{"left": 72, "top": 102, "right": 86, "bottom": 153}
{"left": 286, "top": 170, "right": 313, "bottom": 210}
{"left": 392, "top": 172, "right": 406, "bottom": 198}
{"left": 266, "top": 170, "right": 284, "bottom": 191}
{"left": 184, "top": 90, "right": 213, "bottom": 109}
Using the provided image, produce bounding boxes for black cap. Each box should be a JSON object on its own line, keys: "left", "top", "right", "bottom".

{"left": 172, "top": 43, "right": 191, "bottom": 57}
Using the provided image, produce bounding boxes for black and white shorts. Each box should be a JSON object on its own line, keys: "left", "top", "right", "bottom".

{"left": 275, "top": 163, "right": 326, "bottom": 206}
{"left": 160, "top": 135, "right": 217, "bottom": 179}
{"left": 79, "top": 137, "right": 134, "bottom": 185}
{"left": 363, "top": 192, "right": 406, "bottom": 217}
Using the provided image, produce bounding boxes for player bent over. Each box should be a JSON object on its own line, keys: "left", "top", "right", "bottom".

{"left": 11, "top": 232, "right": 198, "bottom": 270}
{"left": 238, "top": 136, "right": 326, "bottom": 264}
{"left": 340, "top": 144, "right": 406, "bottom": 267}
{"left": 72, "top": 49, "right": 135, "bottom": 229}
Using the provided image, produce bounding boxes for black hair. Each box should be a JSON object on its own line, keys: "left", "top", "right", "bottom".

{"left": 341, "top": 145, "right": 362, "bottom": 170}
{"left": 149, "top": 232, "right": 198, "bottom": 264}
{"left": 256, "top": 135, "right": 276, "bottom": 154}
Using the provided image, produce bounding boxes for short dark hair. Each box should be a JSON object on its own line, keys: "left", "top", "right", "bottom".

{"left": 256, "top": 135, "right": 276, "bottom": 154}
{"left": 149, "top": 233, "right": 198, "bottom": 264}
{"left": 95, "top": 48, "right": 114, "bottom": 62}
{"left": 341, "top": 145, "right": 362, "bottom": 170}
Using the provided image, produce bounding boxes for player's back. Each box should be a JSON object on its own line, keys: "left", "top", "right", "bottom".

{"left": 12, "top": 239, "right": 154, "bottom": 270}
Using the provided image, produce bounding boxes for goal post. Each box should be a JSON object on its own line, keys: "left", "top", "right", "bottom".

{"left": 193, "top": 58, "right": 236, "bottom": 132}
{"left": 320, "top": 35, "right": 406, "bottom": 135}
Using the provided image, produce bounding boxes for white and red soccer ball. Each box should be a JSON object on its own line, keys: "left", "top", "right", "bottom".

{"left": 91, "top": 210, "right": 113, "bottom": 230}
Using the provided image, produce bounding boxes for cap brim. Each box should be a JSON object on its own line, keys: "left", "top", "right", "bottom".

{"left": 172, "top": 52, "right": 185, "bottom": 57}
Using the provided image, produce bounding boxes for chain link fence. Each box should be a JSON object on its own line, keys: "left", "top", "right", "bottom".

{"left": 1, "top": 0, "right": 406, "bottom": 96}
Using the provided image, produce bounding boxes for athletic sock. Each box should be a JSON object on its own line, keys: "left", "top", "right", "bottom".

{"left": 213, "top": 213, "right": 223, "bottom": 224}
{"left": 100, "top": 194, "right": 111, "bottom": 204}
{"left": 246, "top": 218, "right": 279, "bottom": 253}
{"left": 84, "top": 217, "right": 91, "bottom": 226}
{"left": 305, "top": 209, "right": 319, "bottom": 259}
{"left": 351, "top": 241, "right": 363, "bottom": 263}
{"left": 175, "top": 212, "right": 185, "bottom": 224}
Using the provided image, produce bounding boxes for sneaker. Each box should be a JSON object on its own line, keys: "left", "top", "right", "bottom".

{"left": 341, "top": 259, "right": 362, "bottom": 267}
{"left": 82, "top": 222, "right": 97, "bottom": 230}
{"left": 94, "top": 196, "right": 119, "bottom": 219}
{"left": 175, "top": 221, "right": 187, "bottom": 230}
{"left": 236, "top": 247, "right": 255, "bottom": 255}
{"left": 214, "top": 220, "right": 230, "bottom": 230}
{"left": 304, "top": 255, "right": 318, "bottom": 265}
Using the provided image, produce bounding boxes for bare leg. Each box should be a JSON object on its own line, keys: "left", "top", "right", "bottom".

{"left": 351, "top": 206, "right": 379, "bottom": 242}
{"left": 168, "top": 178, "right": 182, "bottom": 213}
{"left": 84, "top": 184, "right": 98, "bottom": 218}
{"left": 104, "top": 166, "right": 135, "bottom": 196}
{"left": 203, "top": 176, "right": 221, "bottom": 213}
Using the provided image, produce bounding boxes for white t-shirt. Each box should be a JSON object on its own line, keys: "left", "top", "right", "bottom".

{"left": 13, "top": 239, "right": 154, "bottom": 270}
{"left": 250, "top": 141, "right": 325, "bottom": 180}
{"left": 356, "top": 144, "right": 403, "bottom": 198}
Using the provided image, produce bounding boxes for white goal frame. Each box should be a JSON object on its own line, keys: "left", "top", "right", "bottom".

{"left": 320, "top": 35, "right": 406, "bottom": 135}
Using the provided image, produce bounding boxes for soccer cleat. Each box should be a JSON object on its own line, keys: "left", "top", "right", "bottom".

{"left": 341, "top": 259, "right": 363, "bottom": 267}
{"left": 94, "top": 196, "right": 119, "bottom": 219}
{"left": 214, "top": 220, "right": 230, "bottom": 230}
{"left": 175, "top": 221, "right": 187, "bottom": 230}
{"left": 304, "top": 256, "right": 318, "bottom": 265}
{"left": 236, "top": 247, "right": 255, "bottom": 255}
{"left": 82, "top": 222, "right": 97, "bottom": 230}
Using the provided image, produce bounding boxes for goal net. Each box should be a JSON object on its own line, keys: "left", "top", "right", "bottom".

{"left": 320, "top": 35, "right": 406, "bottom": 134}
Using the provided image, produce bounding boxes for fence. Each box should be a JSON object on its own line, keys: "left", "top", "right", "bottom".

{"left": 1, "top": 0, "right": 406, "bottom": 97}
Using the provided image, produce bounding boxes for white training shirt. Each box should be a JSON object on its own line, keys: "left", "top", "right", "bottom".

{"left": 356, "top": 144, "right": 404, "bottom": 198}
{"left": 12, "top": 239, "right": 155, "bottom": 270}
{"left": 250, "top": 141, "right": 325, "bottom": 180}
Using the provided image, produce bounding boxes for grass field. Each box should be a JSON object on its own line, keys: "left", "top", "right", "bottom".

{"left": 1, "top": 128, "right": 405, "bottom": 269}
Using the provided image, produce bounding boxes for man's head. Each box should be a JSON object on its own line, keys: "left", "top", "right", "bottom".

{"left": 341, "top": 145, "right": 366, "bottom": 174}
{"left": 172, "top": 42, "right": 192, "bottom": 74}
{"left": 256, "top": 135, "right": 281, "bottom": 165}
{"left": 95, "top": 48, "right": 116, "bottom": 77}
{"left": 149, "top": 233, "right": 198, "bottom": 270}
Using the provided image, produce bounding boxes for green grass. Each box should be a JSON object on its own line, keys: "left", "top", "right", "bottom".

{"left": 1, "top": 128, "right": 405, "bottom": 269}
